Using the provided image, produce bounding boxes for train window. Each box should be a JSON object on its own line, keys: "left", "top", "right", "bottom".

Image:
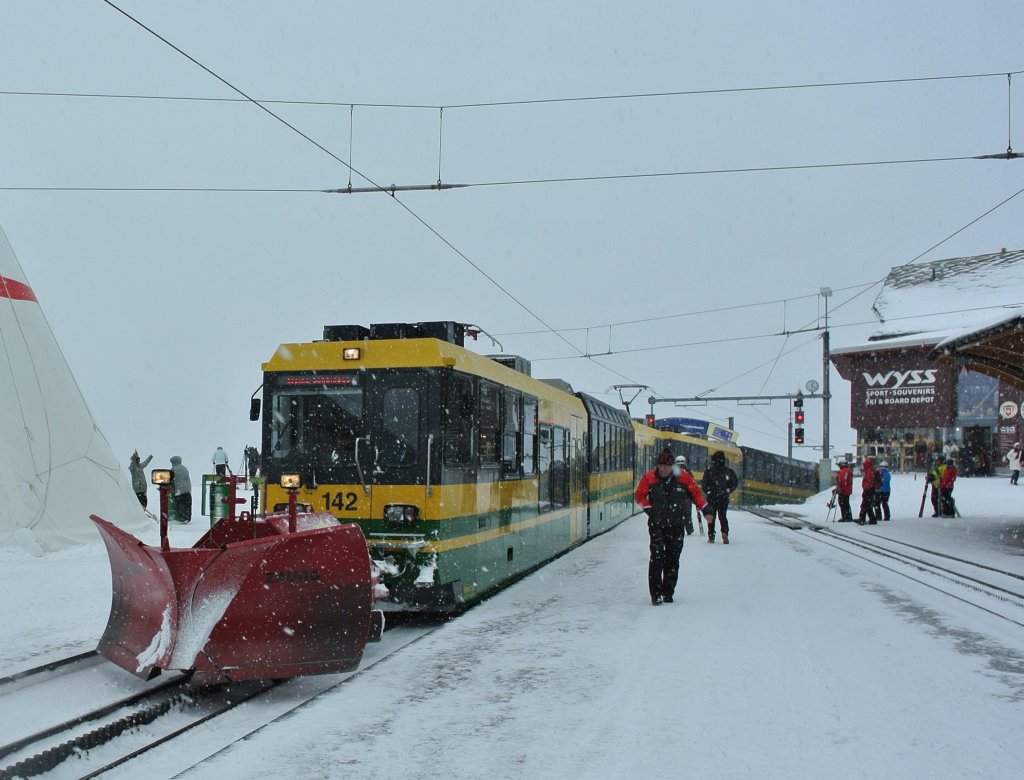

{"left": 443, "top": 375, "right": 475, "bottom": 465}
{"left": 501, "top": 389, "right": 521, "bottom": 476}
{"left": 380, "top": 388, "right": 419, "bottom": 466}
{"left": 538, "top": 425, "right": 552, "bottom": 511}
{"left": 522, "top": 397, "right": 537, "bottom": 476}
{"left": 269, "top": 384, "right": 363, "bottom": 467}
{"left": 479, "top": 382, "right": 500, "bottom": 465}
{"left": 551, "top": 427, "right": 569, "bottom": 507}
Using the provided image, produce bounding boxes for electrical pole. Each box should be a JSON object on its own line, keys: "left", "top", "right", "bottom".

{"left": 821, "top": 287, "right": 833, "bottom": 491}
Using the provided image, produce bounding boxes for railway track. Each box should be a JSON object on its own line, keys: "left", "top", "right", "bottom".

{"left": 0, "top": 626, "right": 433, "bottom": 779}
{"left": 748, "top": 507, "right": 1024, "bottom": 627}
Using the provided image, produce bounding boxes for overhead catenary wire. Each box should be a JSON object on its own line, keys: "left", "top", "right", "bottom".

{"left": 97, "top": 0, "right": 592, "bottom": 369}
{"left": 2, "top": 68, "right": 1021, "bottom": 110}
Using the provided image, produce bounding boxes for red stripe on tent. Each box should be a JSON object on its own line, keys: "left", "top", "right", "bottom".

{"left": 0, "top": 276, "right": 37, "bottom": 302}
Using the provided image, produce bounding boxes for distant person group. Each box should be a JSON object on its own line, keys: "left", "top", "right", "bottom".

{"left": 833, "top": 457, "right": 893, "bottom": 523}
{"left": 634, "top": 448, "right": 739, "bottom": 606}
{"left": 128, "top": 446, "right": 263, "bottom": 525}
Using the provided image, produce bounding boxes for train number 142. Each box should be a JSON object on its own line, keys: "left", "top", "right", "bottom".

{"left": 322, "top": 491, "right": 359, "bottom": 512}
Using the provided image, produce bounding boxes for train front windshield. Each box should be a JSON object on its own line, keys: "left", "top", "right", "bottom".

{"left": 270, "top": 385, "right": 364, "bottom": 468}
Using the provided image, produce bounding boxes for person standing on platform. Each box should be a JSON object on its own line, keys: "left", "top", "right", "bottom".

{"left": 702, "top": 450, "right": 739, "bottom": 544}
{"left": 939, "top": 458, "right": 958, "bottom": 517}
{"left": 244, "top": 445, "right": 261, "bottom": 479}
{"left": 835, "top": 460, "right": 854, "bottom": 521}
{"left": 857, "top": 457, "right": 878, "bottom": 525}
{"left": 876, "top": 460, "right": 892, "bottom": 521}
{"left": 673, "top": 454, "right": 695, "bottom": 535}
{"left": 170, "top": 455, "right": 192, "bottom": 523}
{"left": 212, "top": 446, "right": 230, "bottom": 477}
{"left": 1005, "top": 443, "right": 1022, "bottom": 485}
{"left": 928, "top": 457, "right": 946, "bottom": 517}
{"left": 635, "top": 448, "right": 713, "bottom": 606}
{"left": 128, "top": 451, "right": 152, "bottom": 508}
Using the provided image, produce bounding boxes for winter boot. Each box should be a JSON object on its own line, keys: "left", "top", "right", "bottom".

{"left": 707, "top": 533, "right": 715, "bottom": 543}
{"left": 722, "top": 532, "right": 729, "bottom": 544}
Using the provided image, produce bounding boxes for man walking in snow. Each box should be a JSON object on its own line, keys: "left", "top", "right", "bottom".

{"left": 1005, "top": 443, "right": 1022, "bottom": 485}
{"left": 701, "top": 450, "right": 739, "bottom": 543}
{"left": 857, "top": 457, "right": 879, "bottom": 525}
{"left": 635, "top": 449, "right": 713, "bottom": 605}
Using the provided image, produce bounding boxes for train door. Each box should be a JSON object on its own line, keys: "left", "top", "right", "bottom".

{"left": 363, "top": 371, "right": 431, "bottom": 518}
{"left": 571, "top": 414, "right": 587, "bottom": 539}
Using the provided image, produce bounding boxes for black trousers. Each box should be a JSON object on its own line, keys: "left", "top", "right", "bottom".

{"left": 135, "top": 491, "right": 148, "bottom": 509}
{"left": 648, "top": 518, "right": 685, "bottom": 600}
{"left": 174, "top": 492, "right": 193, "bottom": 523}
{"left": 875, "top": 491, "right": 891, "bottom": 521}
{"left": 707, "top": 500, "right": 730, "bottom": 536}
{"left": 939, "top": 488, "right": 956, "bottom": 516}
{"left": 838, "top": 493, "right": 852, "bottom": 520}
{"left": 858, "top": 490, "right": 877, "bottom": 522}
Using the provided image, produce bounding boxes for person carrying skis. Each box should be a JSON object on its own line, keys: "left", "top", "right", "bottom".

{"left": 927, "top": 456, "right": 946, "bottom": 517}
{"left": 635, "top": 449, "right": 713, "bottom": 606}
{"left": 835, "top": 460, "right": 854, "bottom": 521}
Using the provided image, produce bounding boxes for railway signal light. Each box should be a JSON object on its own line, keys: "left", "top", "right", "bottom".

{"left": 645, "top": 413, "right": 656, "bottom": 426}
{"left": 794, "top": 410, "right": 805, "bottom": 424}
{"left": 794, "top": 427, "right": 805, "bottom": 445}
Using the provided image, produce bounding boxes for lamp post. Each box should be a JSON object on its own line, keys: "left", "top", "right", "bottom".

{"left": 281, "top": 473, "right": 301, "bottom": 533}
{"left": 151, "top": 468, "right": 173, "bottom": 552}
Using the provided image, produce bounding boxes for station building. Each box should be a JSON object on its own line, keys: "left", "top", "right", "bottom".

{"left": 830, "top": 248, "right": 1024, "bottom": 474}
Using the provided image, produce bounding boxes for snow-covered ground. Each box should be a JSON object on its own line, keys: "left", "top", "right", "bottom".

{"left": 2, "top": 473, "right": 1023, "bottom": 779}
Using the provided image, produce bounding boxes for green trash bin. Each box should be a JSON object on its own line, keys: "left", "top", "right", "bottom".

{"left": 205, "top": 474, "right": 230, "bottom": 527}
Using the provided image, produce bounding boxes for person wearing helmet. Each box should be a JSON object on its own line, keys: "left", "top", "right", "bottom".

{"left": 876, "top": 460, "right": 892, "bottom": 521}
{"left": 938, "top": 458, "right": 958, "bottom": 517}
{"left": 701, "top": 450, "right": 739, "bottom": 543}
{"left": 835, "top": 460, "right": 854, "bottom": 521}
{"left": 1006, "top": 442, "right": 1022, "bottom": 485}
{"left": 673, "top": 454, "right": 696, "bottom": 535}
{"left": 635, "top": 448, "right": 713, "bottom": 605}
{"left": 857, "top": 457, "right": 879, "bottom": 525}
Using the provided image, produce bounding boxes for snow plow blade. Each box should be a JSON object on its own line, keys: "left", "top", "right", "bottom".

{"left": 91, "top": 511, "right": 380, "bottom": 686}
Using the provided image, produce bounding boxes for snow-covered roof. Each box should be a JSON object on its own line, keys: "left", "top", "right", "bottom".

{"left": 839, "top": 248, "right": 1024, "bottom": 353}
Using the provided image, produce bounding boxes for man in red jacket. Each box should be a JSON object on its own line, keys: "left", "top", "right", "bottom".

{"left": 635, "top": 448, "right": 714, "bottom": 606}
{"left": 857, "top": 457, "right": 878, "bottom": 525}
{"left": 835, "top": 460, "right": 854, "bottom": 521}
{"left": 939, "top": 459, "right": 958, "bottom": 517}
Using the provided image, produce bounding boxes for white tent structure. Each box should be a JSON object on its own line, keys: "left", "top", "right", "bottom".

{"left": 0, "top": 224, "right": 148, "bottom": 553}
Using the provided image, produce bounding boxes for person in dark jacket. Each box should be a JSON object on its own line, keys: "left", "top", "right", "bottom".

{"left": 857, "top": 457, "right": 878, "bottom": 525}
{"left": 835, "top": 460, "right": 854, "bottom": 521}
{"left": 701, "top": 450, "right": 739, "bottom": 543}
{"left": 876, "top": 461, "right": 892, "bottom": 521}
{"left": 635, "top": 448, "right": 713, "bottom": 605}
{"left": 170, "top": 455, "right": 192, "bottom": 523}
{"left": 128, "top": 451, "right": 152, "bottom": 508}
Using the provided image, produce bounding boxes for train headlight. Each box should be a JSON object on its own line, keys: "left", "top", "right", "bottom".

{"left": 384, "top": 504, "right": 420, "bottom": 525}
{"left": 343, "top": 347, "right": 361, "bottom": 360}
{"left": 280, "top": 473, "right": 302, "bottom": 490}
{"left": 151, "top": 469, "right": 172, "bottom": 486}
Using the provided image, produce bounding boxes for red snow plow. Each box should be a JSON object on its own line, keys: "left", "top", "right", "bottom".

{"left": 92, "top": 475, "right": 383, "bottom": 686}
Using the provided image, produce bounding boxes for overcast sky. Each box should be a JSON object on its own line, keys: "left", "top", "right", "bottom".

{"left": 1, "top": 1, "right": 1021, "bottom": 476}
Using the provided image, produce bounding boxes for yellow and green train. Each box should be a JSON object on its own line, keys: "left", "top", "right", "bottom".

{"left": 256, "top": 321, "right": 816, "bottom": 612}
